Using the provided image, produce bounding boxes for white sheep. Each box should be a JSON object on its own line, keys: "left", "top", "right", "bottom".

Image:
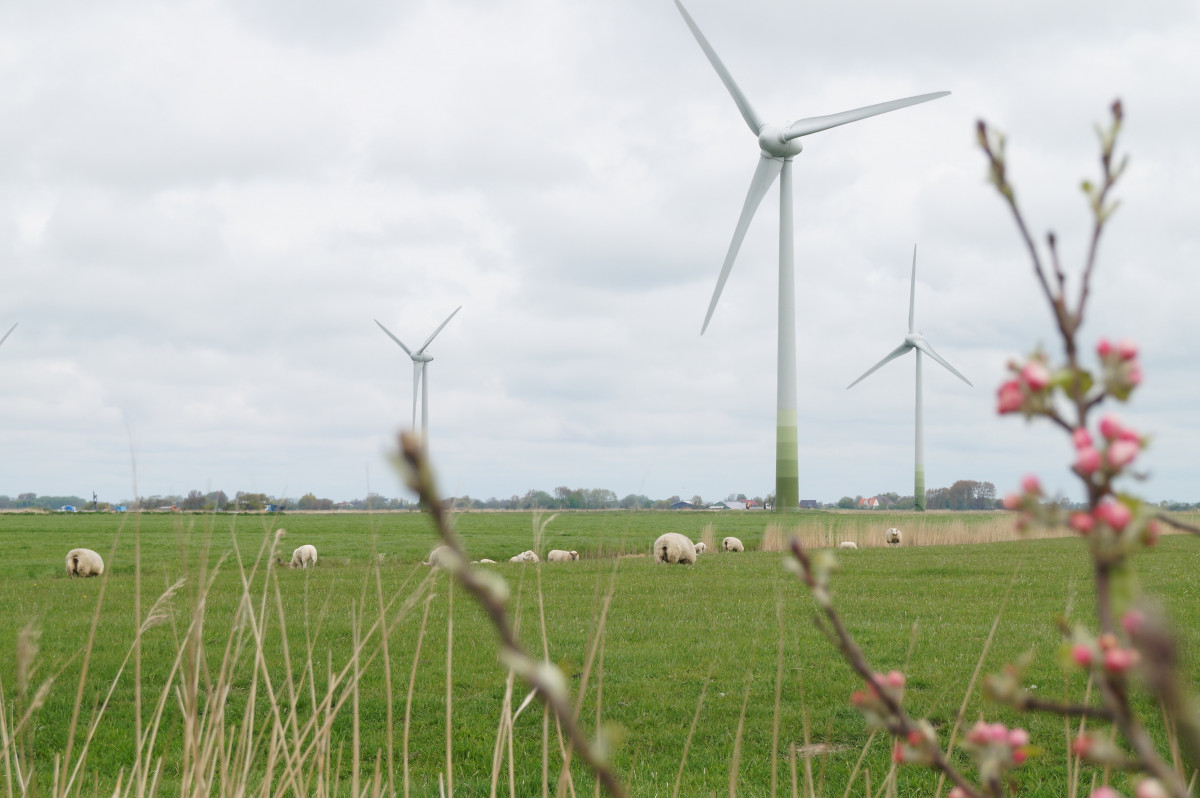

{"left": 423, "top": 545, "right": 457, "bottom": 568}
{"left": 653, "top": 533, "right": 697, "bottom": 565}
{"left": 509, "top": 550, "right": 540, "bottom": 563}
{"left": 722, "top": 536, "right": 745, "bottom": 553}
{"left": 839, "top": 541, "right": 859, "bottom": 550}
{"left": 693, "top": 541, "right": 707, "bottom": 555}
{"left": 477, "top": 558, "right": 498, "bottom": 564}
{"left": 287, "top": 544, "right": 318, "bottom": 569}
{"left": 65, "top": 548, "right": 104, "bottom": 577}
{"left": 885, "top": 528, "right": 903, "bottom": 547}
{"left": 547, "top": 549, "right": 579, "bottom": 562}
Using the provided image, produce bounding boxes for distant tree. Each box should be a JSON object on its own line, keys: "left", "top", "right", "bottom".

{"left": 181, "top": 490, "right": 206, "bottom": 511}
{"left": 691, "top": 494, "right": 704, "bottom": 507}
{"left": 837, "top": 496, "right": 856, "bottom": 509}
{"left": 584, "top": 489, "right": 617, "bottom": 509}
{"left": 521, "top": 489, "right": 555, "bottom": 509}
{"left": 235, "top": 492, "right": 268, "bottom": 511}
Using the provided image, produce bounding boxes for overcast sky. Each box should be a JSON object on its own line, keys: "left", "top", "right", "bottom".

{"left": 1, "top": 0, "right": 1197, "bottom": 506}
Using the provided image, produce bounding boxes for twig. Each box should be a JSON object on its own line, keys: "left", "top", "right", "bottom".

{"left": 397, "top": 431, "right": 629, "bottom": 798}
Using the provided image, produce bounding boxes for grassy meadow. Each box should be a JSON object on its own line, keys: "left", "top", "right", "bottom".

{"left": 1, "top": 508, "right": 1198, "bottom": 797}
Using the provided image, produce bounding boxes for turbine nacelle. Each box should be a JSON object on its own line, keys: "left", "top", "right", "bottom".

{"left": 757, "top": 125, "right": 803, "bottom": 159}
{"left": 411, "top": 352, "right": 434, "bottom": 363}
{"left": 904, "top": 332, "right": 923, "bottom": 348}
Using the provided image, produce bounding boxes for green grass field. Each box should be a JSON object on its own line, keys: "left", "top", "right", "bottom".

{"left": 1, "top": 509, "right": 1197, "bottom": 797}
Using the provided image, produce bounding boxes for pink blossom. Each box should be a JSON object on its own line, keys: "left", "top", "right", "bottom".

{"left": 1071, "top": 643, "right": 1094, "bottom": 666}
{"left": 1096, "top": 338, "right": 1113, "bottom": 358}
{"left": 892, "top": 742, "right": 906, "bottom": 763}
{"left": 1012, "top": 749, "right": 1028, "bottom": 765}
{"left": 1002, "top": 493, "right": 1022, "bottom": 510}
{"left": 1090, "top": 787, "right": 1123, "bottom": 798}
{"left": 1021, "top": 361, "right": 1051, "bottom": 390}
{"left": 1116, "top": 339, "right": 1138, "bottom": 360}
{"left": 1072, "top": 427, "right": 1094, "bottom": 450}
{"left": 1095, "top": 500, "right": 1132, "bottom": 532}
{"left": 1143, "top": 519, "right": 1161, "bottom": 546}
{"left": 1075, "top": 447, "right": 1101, "bottom": 475}
{"left": 1072, "top": 735, "right": 1092, "bottom": 756}
{"left": 1127, "top": 365, "right": 1143, "bottom": 386}
{"left": 1021, "top": 474, "right": 1042, "bottom": 494}
{"left": 997, "top": 380, "right": 1023, "bottom": 414}
{"left": 1070, "top": 512, "right": 1095, "bottom": 535}
{"left": 1008, "top": 727, "right": 1030, "bottom": 747}
{"left": 948, "top": 789, "right": 969, "bottom": 798}
{"left": 1107, "top": 439, "right": 1140, "bottom": 469}
{"left": 1099, "top": 415, "right": 1125, "bottom": 441}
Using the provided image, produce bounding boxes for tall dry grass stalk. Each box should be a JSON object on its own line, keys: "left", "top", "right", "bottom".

{"left": 760, "top": 524, "right": 786, "bottom": 552}
{"left": 787, "top": 513, "right": 1077, "bottom": 550}
{"left": 700, "top": 523, "right": 716, "bottom": 553}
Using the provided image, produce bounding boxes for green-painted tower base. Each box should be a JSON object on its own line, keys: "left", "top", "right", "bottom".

{"left": 776, "top": 410, "right": 799, "bottom": 511}
{"left": 914, "top": 465, "right": 925, "bottom": 512}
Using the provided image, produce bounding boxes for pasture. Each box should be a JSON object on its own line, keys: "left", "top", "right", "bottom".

{"left": 1, "top": 509, "right": 1197, "bottom": 797}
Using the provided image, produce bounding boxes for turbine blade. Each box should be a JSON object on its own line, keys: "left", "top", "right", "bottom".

{"left": 783, "top": 91, "right": 949, "bottom": 141}
{"left": 0, "top": 322, "right": 16, "bottom": 348}
{"left": 908, "top": 245, "right": 917, "bottom": 334}
{"left": 846, "top": 342, "right": 912, "bottom": 389}
{"left": 912, "top": 339, "right": 972, "bottom": 387}
{"left": 416, "top": 306, "right": 462, "bottom": 354}
{"left": 673, "top": 0, "right": 763, "bottom": 135}
{"left": 701, "top": 156, "right": 783, "bottom": 333}
{"left": 375, "top": 319, "right": 413, "bottom": 356}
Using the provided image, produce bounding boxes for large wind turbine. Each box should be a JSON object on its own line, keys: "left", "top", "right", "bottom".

{"left": 846, "top": 247, "right": 971, "bottom": 511}
{"left": 673, "top": 0, "right": 949, "bottom": 511}
{"left": 374, "top": 307, "right": 461, "bottom": 443}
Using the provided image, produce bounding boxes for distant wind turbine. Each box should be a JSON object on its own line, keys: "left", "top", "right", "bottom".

{"left": 672, "top": 0, "right": 949, "bottom": 511}
{"left": 374, "top": 307, "right": 461, "bottom": 443}
{"left": 846, "top": 247, "right": 971, "bottom": 512}
{"left": 0, "top": 323, "right": 15, "bottom": 348}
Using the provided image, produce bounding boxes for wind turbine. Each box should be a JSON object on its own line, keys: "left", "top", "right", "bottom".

{"left": 374, "top": 307, "right": 461, "bottom": 443}
{"left": 672, "top": 0, "right": 949, "bottom": 511}
{"left": 0, "top": 323, "right": 15, "bottom": 348}
{"left": 846, "top": 247, "right": 971, "bottom": 511}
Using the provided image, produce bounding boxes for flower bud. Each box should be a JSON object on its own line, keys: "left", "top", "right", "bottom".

{"left": 1116, "top": 339, "right": 1138, "bottom": 361}
{"left": 1070, "top": 512, "right": 1095, "bottom": 535}
{"left": 1106, "top": 439, "right": 1139, "bottom": 469}
{"left": 1021, "top": 474, "right": 1042, "bottom": 494}
{"left": 1075, "top": 447, "right": 1101, "bottom": 475}
{"left": 1003, "top": 493, "right": 1022, "bottom": 510}
{"left": 1091, "top": 786, "right": 1123, "bottom": 798}
{"left": 1095, "top": 500, "right": 1132, "bottom": 532}
{"left": 1071, "top": 643, "right": 1094, "bottom": 667}
{"left": 1099, "top": 415, "right": 1124, "bottom": 441}
{"left": 1021, "top": 361, "right": 1051, "bottom": 390}
{"left": 948, "top": 789, "right": 969, "bottom": 798}
{"left": 1008, "top": 728, "right": 1030, "bottom": 747}
{"left": 997, "top": 380, "right": 1023, "bottom": 414}
{"left": 1103, "top": 648, "right": 1139, "bottom": 674}
{"left": 1135, "top": 778, "right": 1169, "bottom": 798}
{"left": 1073, "top": 427, "right": 1094, "bottom": 450}
{"left": 1097, "top": 338, "right": 1113, "bottom": 358}
{"left": 1122, "top": 609, "right": 1145, "bottom": 637}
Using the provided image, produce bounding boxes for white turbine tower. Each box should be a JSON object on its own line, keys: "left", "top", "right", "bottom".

{"left": 846, "top": 247, "right": 971, "bottom": 512}
{"left": 673, "top": 0, "right": 949, "bottom": 511}
{"left": 0, "top": 323, "right": 15, "bottom": 348}
{"left": 374, "top": 307, "right": 461, "bottom": 444}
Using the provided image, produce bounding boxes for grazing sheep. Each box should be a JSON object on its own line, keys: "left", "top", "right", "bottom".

{"left": 885, "top": 528, "right": 903, "bottom": 547}
{"left": 547, "top": 549, "right": 579, "bottom": 562}
{"left": 839, "top": 541, "right": 859, "bottom": 550}
{"left": 722, "top": 536, "right": 745, "bottom": 553}
{"left": 287, "top": 544, "right": 318, "bottom": 569}
{"left": 423, "top": 545, "right": 456, "bottom": 568}
{"left": 477, "top": 558, "right": 497, "bottom": 564}
{"left": 653, "top": 532, "right": 697, "bottom": 565}
{"left": 694, "top": 541, "right": 707, "bottom": 555}
{"left": 509, "top": 550, "right": 540, "bottom": 563}
{"left": 65, "top": 548, "right": 104, "bottom": 577}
